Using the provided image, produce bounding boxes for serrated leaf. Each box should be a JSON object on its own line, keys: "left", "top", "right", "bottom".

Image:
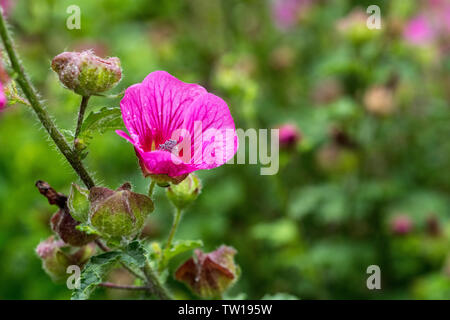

{"left": 71, "top": 251, "right": 122, "bottom": 300}
{"left": 68, "top": 183, "right": 90, "bottom": 223}
{"left": 121, "top": 240, "right": 147, "bottom": 268}
{"left": 118, "top": 240, "right": 147, "bottom": 279}
{"left": 78, "top": 107, "right": 123, "bottom": 143}
{"left": 160, "top": 240, "right": 203, "bottom": 270}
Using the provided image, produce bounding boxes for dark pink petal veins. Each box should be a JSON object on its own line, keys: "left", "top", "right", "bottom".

{"left": 182, "top": 93, "right": 238, "bottom": 170}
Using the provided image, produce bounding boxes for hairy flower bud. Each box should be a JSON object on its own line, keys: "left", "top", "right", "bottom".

{"left": 51, "top": 206, "right": 98, "bottom": 246}
{"left": 51, "top": 50, "right": 121, "bottom": 96}
{"left": 175, "top": 245, "right": 239, "bottom": 298}
{"left": 166, "top": 174, "right": 201, "bottom": 210}
{"left": 36, "top": 236, "right": 95, "bottom": 282}
{"left": 89, "top": 183, "right": 154, "bottom": 239}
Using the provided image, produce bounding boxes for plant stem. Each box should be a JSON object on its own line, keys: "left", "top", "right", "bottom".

{"left": 142, "top": 261, "right": 173, "bottom": 300}
{"left": 98, "top": 282, "right": 148, "bottom": 291}
{"left": 148, "top": 180, "right": 156, "bottom": 197}
{"left": 74, "top": 95, "right": 90, "bottom": 140}
{"left": 165, "top": 207, "right": 182, "bottom": 251}
{"left": 0, "top": 11, "right": 95, "bottom": 189}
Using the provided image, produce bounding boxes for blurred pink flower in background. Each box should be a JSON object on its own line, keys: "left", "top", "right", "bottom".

{"left": 403, "top": 16, "right": 436, "bottom": 45}
{"left": 403, "top": 0, "right": 450, "bottom": 46}
{"left": 391, "top": 214, "right": 413, "bottom": 235}
{"left": 278, "top": 123, "right": 301, "bottom": 148}
{"left": 0, "top": 0, "right": 14, "bottom": 16}
{"left": 271, "top": 0, "right": 311, "bottom": 31}
{"left": 117, "top": 71, "right": 238, "bottom": 184}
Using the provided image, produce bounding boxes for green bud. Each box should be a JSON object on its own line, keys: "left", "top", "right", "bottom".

{"left": 166, "top": 174, "right": 201, "bottom": 210}
{"left": 35, "top": 236, "right": 95, "bottom": 282}
{"left": 51, "top": 50, "right": 122, "bottom": 96}
{"left": 67, "top": 183, "right": 90, "bottom": 223}
{"left": 89, "top": 183, "right": 154, "bottom": 239}
{"left": 175, "top": 245, "right": 239, "bottom": 298}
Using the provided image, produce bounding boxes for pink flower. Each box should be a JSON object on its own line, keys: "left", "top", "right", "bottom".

{"left": 0, "top": 0, "right": 14, "bottom": 16}
{"left": 391, "top": 214, "right": 413, "bottom": 235}
{"left": 403, "top": 16, "right": 436, "bottom": 45}
{"left": 0, "top": 82, "right": 6, "bottom": 111}
{"left": 272, "top": 0, "right": 310, "bottom": 31}
{"left": 117, "top": 71, "right": 238, "bottom": 183}
{"left": 278, "top": 123, "right": 301, "bottom": 148}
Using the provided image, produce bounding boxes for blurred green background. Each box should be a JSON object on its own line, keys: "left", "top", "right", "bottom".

{"left": 0, "top": 0, "right": 449, "bottom": 299}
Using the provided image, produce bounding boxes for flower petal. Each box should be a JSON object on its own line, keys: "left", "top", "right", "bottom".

{"left": 120, "top": 71, "right": 207, "bottom": 152}
{"left": 181, "top": 93, "right": 238, "bottom": 170}
{"left": 135, "top": 149, "right": 197, "bottom": 177}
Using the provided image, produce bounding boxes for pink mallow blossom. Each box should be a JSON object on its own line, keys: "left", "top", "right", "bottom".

{"left": 117, "top": 71, "right": 238, "bottom": 184}
{"left": 0, "top": 82, "right": 6, "bottom": 110}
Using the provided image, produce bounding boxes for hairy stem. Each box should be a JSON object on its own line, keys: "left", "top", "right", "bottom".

{"left": 166, "top": 207, "right": 182, "bottom": 251}
{"left": 0, "top": 11, "right": 95, "bottom": 189}
{"left": 74, "top": 95, "right": 90, "bottom": 140}
{"left": 143, "top": 261, "right": 173, "bottom": 300}
{"left": 98, "top": 282, "right": 148, "bottom": 291}
{"left": 0, "top": 10, "right": 173, "bottom": 300}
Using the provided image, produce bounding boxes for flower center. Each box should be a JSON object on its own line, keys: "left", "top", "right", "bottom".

{"left": 158, "top": 139, "right": 178, "bottom": 153}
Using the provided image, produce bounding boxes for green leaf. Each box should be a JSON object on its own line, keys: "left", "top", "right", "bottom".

{"left": 121, "top": 240, "right": 147, "bottom": 268}
{"left": 161, "top": 240, "right": 203, "bottom": 269}
{"left": 71, "top": 251, "right": 122, "bottom": 300}
{"left": 78, "top": 107, "right": 123, "bottom": 143}
{"left": 68, "top": 183, "right": 90, "bottom": 223}
{"left": 118, "top": 240, "right": 147, "bottom": 279}
{"left": 71, "top": 242, "right": 149, "bottom": 300}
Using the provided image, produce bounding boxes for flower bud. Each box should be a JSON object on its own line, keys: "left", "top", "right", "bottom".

{"left": 277, "top": 123, "right": 301, "bottom": 149}
{"left": 337, "top": 8, "right": 377, "bottom": 44}
{"left": 89, "top": 183, "right": 154, "bottom": 239}
{"left": 51, "top": 50, "right": 122, "bottom": 96}
{"left": 175, "top": 245, "right": 239, "bottom": 298}
{"left": 35, "top": 236, "right": 95, "bottom": 282}
{"left": 166, "top": 174, "right": 201, "bottom": 210}
{"left": 51, "top": 206, "right": 98, "bottom": 247}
